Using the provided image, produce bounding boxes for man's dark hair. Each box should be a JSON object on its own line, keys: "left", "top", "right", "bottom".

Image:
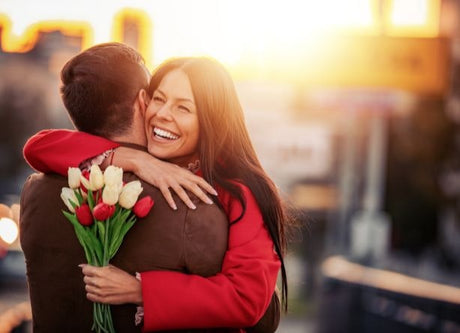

{"left": 60, "top": 42, "right": 148, "bottom": 138}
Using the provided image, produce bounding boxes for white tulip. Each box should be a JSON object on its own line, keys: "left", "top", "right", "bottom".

{"left": 61, "top": 187, "right": 79, "bottom": 213}
{"left": 104, "top": 166, "right": 123, "bottom": 192}
{"left": 89, "top": 165, "right": 104, "bottom": 191}
{"left": 67, "top": 167, "right": 82, "bottom": 189}
{"left": 80, "top": 174, "right": 91, "bottom": 191}
{"left": 102, "top": 184, "right": 120, "bottom": 206}
{"left": 118, "top": 181, "right": 143, "bottom": 209}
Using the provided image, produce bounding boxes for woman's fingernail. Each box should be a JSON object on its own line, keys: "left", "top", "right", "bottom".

{"left": 212, "top": 189, "right": 218, "bottom": 196}
{"left": 190, "top": 203, "right": 197, "bottom": 210}
{"left": 206, "top": 198, "right": 214, "bottom": 205}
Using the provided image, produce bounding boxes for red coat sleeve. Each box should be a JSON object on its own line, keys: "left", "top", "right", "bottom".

{"left": 23, "top": 129, "right": 119, "bottom": 175}
{"left": 140, "top": 184, "right": 280, "bottom": 331}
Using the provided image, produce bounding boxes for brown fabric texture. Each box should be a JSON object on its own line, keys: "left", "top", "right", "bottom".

{"left": 20, "top": 172, "right": 228, "bottom": 332}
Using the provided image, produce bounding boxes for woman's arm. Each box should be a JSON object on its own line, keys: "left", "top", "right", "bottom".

{"left": 23, "top": 129, "right": 119, "bottom": 175}
{"left": 82, "top": 184, "right": 281, "bottom": 331}
{"left": 23, "top": 129, "right": 216, "bottom": 209}
{"left": 112, "top": 147, "right": 215, "bottom": 209}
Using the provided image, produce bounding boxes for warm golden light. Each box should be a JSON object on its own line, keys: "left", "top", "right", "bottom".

{"left": 391, "top": 0, "right": 428, "bottom": 25}
{"left": 0, "top": 14, "right": 93, "bottom": 53}
{"left": 213, "top": 0, "right": 379, "bottom": 67}
{"left": 0, "top": 217, "right": 19, "bottom": 245}
{"left": 111, "top": 8, "right": 153, "bottom": 68}
{"left": 0, "top": 0, "right": 444, "bottom": 92}
{"left": 0, "top": 0, "right": 441, "bottom": 68}
{"left": 385, "top": 0, "right": 440, "bottom": 37}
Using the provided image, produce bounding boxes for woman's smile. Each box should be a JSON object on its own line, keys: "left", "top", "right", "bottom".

{"left": 152, "top": 126, "right": 180, "bottom": 141}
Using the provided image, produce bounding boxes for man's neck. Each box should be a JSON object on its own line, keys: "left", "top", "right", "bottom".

{"left": 108, "top": 133, "right": 146, "bottom": 148}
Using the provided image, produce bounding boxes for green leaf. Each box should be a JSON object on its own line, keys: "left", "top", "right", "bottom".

{"left": 97, "top": 221, "right": 105, "bottom": 241}
{"left": 69, "top": 199, "right": 78, "bottom": 211}
{"left": 74, "top": 189, "right": 84, "bottom": 205}
{"left": 63, "top": 211, "right": 98, "bottom": 264}
{"left": 88, "top": 190, "right": 95, "bottom": 210}
{"left": 109, "top": 219, "right": 136, "bottom": 258}
{"left": 62, "top": 210, "right": 77, "bottom": 222}
{"left": 85, "top": 229, "right": 103, "bottom": 265}
{"left": 108, "top": 218, "right": 124, "bottom": 251}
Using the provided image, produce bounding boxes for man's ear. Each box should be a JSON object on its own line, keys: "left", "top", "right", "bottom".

{"left": 135, "top": 89, "right": 150, "bottom": 116}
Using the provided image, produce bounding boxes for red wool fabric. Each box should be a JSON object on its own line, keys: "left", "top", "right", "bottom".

{"left": 23, "top": 129, "right": 119, "bottom": 175}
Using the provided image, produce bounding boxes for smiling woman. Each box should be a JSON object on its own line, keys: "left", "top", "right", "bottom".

{"left": 146, "top": 69, "right": 200, "bottom": 167}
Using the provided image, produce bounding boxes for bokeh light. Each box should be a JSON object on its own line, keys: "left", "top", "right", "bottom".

{"left": 0, "top": 217, "right": 19, "bottom": 245}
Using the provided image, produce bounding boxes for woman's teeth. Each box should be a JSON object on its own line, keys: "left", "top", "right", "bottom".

{"left": 154, "top": 127, "right": 179, "bottom": 140}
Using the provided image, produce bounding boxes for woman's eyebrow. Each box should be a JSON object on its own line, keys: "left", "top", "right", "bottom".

{"left": 155, "top": 89, "right": 166, "bottom": 96}
{"left": 156, "top": 88, "right": 194, "bottom": 104}
{"left": 176, "top": 97, "right": 194, "bottom": 104}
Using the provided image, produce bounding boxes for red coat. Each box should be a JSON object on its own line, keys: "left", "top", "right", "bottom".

{"left": 23, "top": 130, "right": 281, "bottom": 332}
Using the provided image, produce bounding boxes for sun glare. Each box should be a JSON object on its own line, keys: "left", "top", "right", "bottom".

{"left": 391, "top": 0, "right": 428, "bottom": 25}
{"left": 0, "top": 0, "right": 441, "bottom": 69}
{"left": 386, "top": 0, "right": 440, "bottom": 36}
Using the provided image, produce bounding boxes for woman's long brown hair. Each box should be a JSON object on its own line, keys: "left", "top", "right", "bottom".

{"left": 148, "top": 57, "right": 289, "bottom": 311}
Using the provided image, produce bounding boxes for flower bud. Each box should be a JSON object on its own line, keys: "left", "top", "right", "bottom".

{"left": 80, "top": 175, "right": 91, "bottom": 192}
{"left": 67, "top": 167, "right": 82, "bottom": 189}
{"left": 102, "top": 184, "right": 119, "bottom": 205}
{"left": 93, "top": 203, "right": 116, "bottom": 221}
{"left": 104, "top": 166, "right": 123, "bottom": 190}
{"left": 61, "top": 187, "right": 78, "bottom": 213}
{"left": 133, "top": 196, "right": 154, "bottom": 218}
{"left": 89, "top": 165, "right": 104, "bottom": 191}
{"left": 75, "top": 204, "right": 93, "bottom": 226}
{"left": 119, "top": 181, "right": 143, "bottom": 209}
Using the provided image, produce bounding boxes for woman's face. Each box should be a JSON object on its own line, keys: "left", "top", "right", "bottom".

{"left": 144, "top": 69, "right": 200, "bottom": 166}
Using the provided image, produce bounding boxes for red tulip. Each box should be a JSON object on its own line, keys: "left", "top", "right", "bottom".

{"left": 82, "top": 170, "right": 90, "bottom": 180}
{"left": 75, "top": 204, "right": 93, "bottom": 226}
{"left": 80, "top": 170, "right": 90, "bottom": 193}
{"left": 93, "top": 203, "right": 116, "bottom": 221}
{"left": 133, "top": 196, "right": 154, "bottom": 218}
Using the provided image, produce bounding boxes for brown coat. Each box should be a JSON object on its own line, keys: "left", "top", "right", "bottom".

{"left": 20, "top": 172, "right": 229, "bottom": 332}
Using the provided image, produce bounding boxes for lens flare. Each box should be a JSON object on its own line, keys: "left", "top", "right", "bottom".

{"left": 0, "top": 217, "right": 19, "bottom": 245}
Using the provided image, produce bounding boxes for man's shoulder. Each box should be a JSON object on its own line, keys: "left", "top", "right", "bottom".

{"left": 25, "top": 172, "right": 66, "bottom": 184}
{"left": 23, "top": 172, "right": 67, "bottom": 192}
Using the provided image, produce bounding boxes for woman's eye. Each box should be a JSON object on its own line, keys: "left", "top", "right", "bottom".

{"left": 178, "top": 105, "right": 190, "bottom": 113}
{"left": 153, "top": 96, "right": 165, "bottom": 103}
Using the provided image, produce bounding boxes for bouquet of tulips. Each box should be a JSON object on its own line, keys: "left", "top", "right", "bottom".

{"left": 60, "top": 165, "right": 153, "bottom": 333}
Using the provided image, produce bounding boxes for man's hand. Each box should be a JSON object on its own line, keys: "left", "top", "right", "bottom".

{"left": 80, "top": 264, "right": 143, "bottom": 305}
{"left": 113, "top": 147, "right": 218, "bottom": 210}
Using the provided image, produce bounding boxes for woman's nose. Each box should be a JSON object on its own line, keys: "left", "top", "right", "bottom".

{"left": 156, "top": 103, "right": 173, "bottom": 120}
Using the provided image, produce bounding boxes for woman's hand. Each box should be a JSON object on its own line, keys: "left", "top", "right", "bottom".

{"left": 111, "top": 147, "right": 217, "bottom": 210}
{"left": 80, "top": 264, "right": 143, "bottom": 305}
